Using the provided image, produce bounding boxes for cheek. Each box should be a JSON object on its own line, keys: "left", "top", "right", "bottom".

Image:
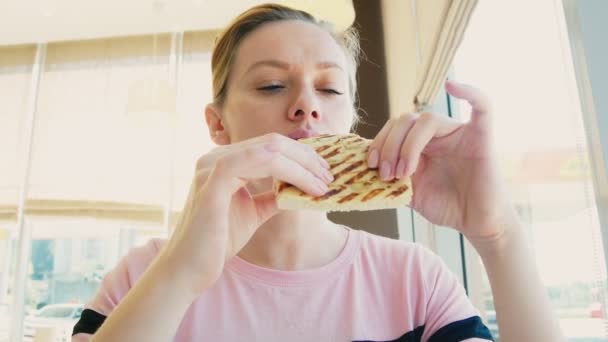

{"left": 224, "top": 91, "right": 354, "bottom": 138}
{"left": 324, "top": 97, "right": 355, "bottom": 133}
{"left": 224, "top": 97, "right": 285, "bottom": 140}
{"left": 237, "top": 97, "right": 285, "bottom": 125}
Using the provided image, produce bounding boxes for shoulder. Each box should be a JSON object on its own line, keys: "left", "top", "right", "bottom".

{"left": 120, "top": 238, "right": 167, "bottom": 283}
{"left": 72, "top": 239, "right": 168, "bottom": 338}
{"left": 354, "top": 230, "right": 490, "bottom": 341}
{"left": 86, "top": 238, "right": 167, "bottom": 314}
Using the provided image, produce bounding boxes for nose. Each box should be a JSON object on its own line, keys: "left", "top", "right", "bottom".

{"left": 287, "top": 87, "right": 321, "bottom": 122}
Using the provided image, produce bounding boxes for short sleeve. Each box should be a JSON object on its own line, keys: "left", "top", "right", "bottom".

{"left": 71, "top": 239, "right": 163, "bottom": 341}
{"left": 416, "top": 245, "right": 495, "bottom": 342}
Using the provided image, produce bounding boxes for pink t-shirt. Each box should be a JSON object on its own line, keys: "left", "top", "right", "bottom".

{"left": 72, "top": 227, "right": 493, "bottom": 341}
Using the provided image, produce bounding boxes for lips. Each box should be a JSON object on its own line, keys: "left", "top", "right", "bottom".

{"left": 287, "top": 128, "right": 319, "bottom": 140}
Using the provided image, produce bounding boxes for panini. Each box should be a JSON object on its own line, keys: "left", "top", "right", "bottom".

{"left": 275, "top": 133, "right": 413, "bottom": 212}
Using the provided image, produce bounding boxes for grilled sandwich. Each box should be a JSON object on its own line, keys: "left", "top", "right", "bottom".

{"left": 275, "top": 133, "right": 413, "bottom": 212}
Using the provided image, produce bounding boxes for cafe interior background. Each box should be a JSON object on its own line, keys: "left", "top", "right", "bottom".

{"left": 1, "top": 0, "right": 607, "bottom": 341}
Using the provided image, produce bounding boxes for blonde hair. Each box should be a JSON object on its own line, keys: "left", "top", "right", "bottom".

{"left": 211, "top": 3, "right": 361, "bottom": 125}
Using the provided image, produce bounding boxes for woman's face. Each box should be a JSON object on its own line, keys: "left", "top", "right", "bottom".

{"left": 210, "top": 20, "right": 354, "bottom": 144}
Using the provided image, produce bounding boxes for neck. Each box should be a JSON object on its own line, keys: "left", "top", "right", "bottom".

{"left": 237, "top": 210, "right": 348, "bottom": 271}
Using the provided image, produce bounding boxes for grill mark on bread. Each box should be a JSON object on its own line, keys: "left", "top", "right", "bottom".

{"left": 341, "top": 136, "right": 362, "bottom": 145}
{"left": 362, "top": 188, "right": 384, "bottom": 202}
{"left": 334, "top": 161, "right": 365, "bottom": 181}
{"left": 316, "top": 134, "right": 334, "bottom": 141}
{"left": 313, "top": 187, "right": 344, "bottom": 201}
{"left": 338, "top": 193, "right": 359, "bottom": 203}
{"left": 330, "top": 153, "right": 355, "bottom": 171}
{"left": 316, "top": 145, "right": 331, "bottom": 153}
{"left": 385, "top": 185, "right": 409, "bottom": 198}
{"left": 345, "top": 168, "right": 373, "bottom": 185}
{"left": 321, "top": 147, "right": 341, "bottom": 159}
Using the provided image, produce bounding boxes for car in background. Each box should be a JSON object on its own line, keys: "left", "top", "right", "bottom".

{"left": 484, "top": 310, "right": 499, "bottom": 340}
{"left": 0, "top": 303, "right": 9, "bottom": 342}
{"left": 23, "top": 303, "right": 84, "bottom": 342}
{"left": 589, "top": 302, "right": 604, "bottom": 319}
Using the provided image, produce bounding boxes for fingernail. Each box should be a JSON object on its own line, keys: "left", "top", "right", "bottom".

{"left": 368, "top": 149, "right": 379, "bottom": 168}
{"left": 404, "top": 158, "right": 417, "bottom": 178}
{"left": 320, "top": 157, "right": 330, "bottom": 169}
{"left": 395, "top": 159, "right": 406, "bottom": 179}
{"left": 380, "top": 161, "right": 391, "bottom": 181}
{"left": 316, "top": 180, "right": 329, "bottom": 195}
{"left": 323, "top": 169, "right": 334, "bottom": 183}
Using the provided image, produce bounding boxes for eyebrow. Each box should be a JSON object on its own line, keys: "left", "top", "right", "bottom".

{"left": 245, "top": 60, "right": 344, "bottom": 74}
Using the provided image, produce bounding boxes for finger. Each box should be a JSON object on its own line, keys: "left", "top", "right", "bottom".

{"left": 206, "top": 145, "right": 328, "bottom": 198}
{"left": 378, "top": 114, "right": 418, "bottom": 181}
{"left": 367, "top": 118, "right": 395, "bottom": 168}
{"left": 397, "top": 112, "right": 460, "bottom": 178}
{"left": 201, "top": 133, "right": 331, "bottom": 184}
{"left": 263, "top": 133, "right": 333, "bottom": 184}
{"left": 445, "top": 80, "right": 492, "bottom": 128}
{"left": 260, "top": 152, "right": 330, "bottom": 196}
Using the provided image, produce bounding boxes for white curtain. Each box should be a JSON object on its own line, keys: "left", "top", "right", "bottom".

{"left": 1, "top": 32, "right": 215, "bottom": 225}
{"left": 381, "top": 0, "right": 478, "bottom": 113}
{"left": 0, "top": 45, "right": 35, "bottom": 223}
{"left": 1, "top": 0, "right": 356, "bottom": 46}
{"left": 414, "top": 0, "right": 478, "bottom": 109}
{"left": 172, "top": 32, "right": 215, "bottom": 214}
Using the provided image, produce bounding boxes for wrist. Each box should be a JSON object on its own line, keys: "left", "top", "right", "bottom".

{"left": 466, "top": 212, "right": 527, "bottom": 260}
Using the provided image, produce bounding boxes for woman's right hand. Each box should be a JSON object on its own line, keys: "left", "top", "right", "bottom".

{"left": 161, "top": 133, "right": 333, "bottom": 294}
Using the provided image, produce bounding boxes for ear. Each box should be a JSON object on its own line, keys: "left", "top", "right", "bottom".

{"left": 205, "top": 103, "right": 231, "bottom": 145}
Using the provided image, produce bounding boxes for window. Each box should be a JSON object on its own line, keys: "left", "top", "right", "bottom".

{"left": 37, "top": 306, "right": 76, "bottom": 319}
{"left": 451, "top": 0, "right": 607, "bottom": 340}
{"left": 1, "top": 31, "right": 215, "bottom": 341}
{"left": 0, "top": 44, "right": 36, "bottom": 342}
{"left": 73, "top": 306, "right": 83, "bottom": 319}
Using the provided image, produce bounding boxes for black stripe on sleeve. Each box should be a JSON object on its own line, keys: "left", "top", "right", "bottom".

{"left": 428, "top": 316, "right": 495, "bottom": 342}
{"left": 352, "top": 315, "right": 493, "bottom": 342}
{"left": 72, "top": 309, "right": 107, "bottom": 336}
{"left": 353, "top": 324, "right": 425, "bottom": 342}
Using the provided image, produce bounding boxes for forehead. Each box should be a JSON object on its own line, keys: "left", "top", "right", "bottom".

{"left": 233, "top": 20, "right": 347, "bottom": 73}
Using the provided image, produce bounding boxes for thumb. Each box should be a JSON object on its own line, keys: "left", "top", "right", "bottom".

{"left": 445, "top": 80, "right": 492, "bottom": 128}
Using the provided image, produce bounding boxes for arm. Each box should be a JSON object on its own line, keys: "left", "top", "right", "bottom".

{"left": 365, "top": 80, "right": 564, "bottom": 341}
{"left": 80, "top": 133, "right": 330, "bottom": 341}
{"left": 89, "top": 254, "right": 203, "bottom": 342}
{"left": 471, "top": 216, "right": 564, "bottom": 342}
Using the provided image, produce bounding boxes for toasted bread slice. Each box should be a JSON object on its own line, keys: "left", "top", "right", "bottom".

{"left": 275, "top": 133, "right": 413, "bottom": 212}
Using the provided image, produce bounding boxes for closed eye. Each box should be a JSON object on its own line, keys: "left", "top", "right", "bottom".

{"left": 319, "top": 89, "right": 344, "bottom": 95}
{"left": 257, "top": 85, "right": 285, "bottom": 93}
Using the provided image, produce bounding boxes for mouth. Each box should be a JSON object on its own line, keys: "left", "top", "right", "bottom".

{"left": 287, "top": 128, "right": 318, "bottom": 141}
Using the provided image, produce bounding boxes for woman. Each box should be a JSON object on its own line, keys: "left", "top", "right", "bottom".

{"left": 72, "top": 4, "right": 562, "bottom": 342}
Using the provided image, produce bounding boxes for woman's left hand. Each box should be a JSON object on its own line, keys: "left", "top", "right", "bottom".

{"left": 367, "top": 80, "right": 517, "bottom": 243}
